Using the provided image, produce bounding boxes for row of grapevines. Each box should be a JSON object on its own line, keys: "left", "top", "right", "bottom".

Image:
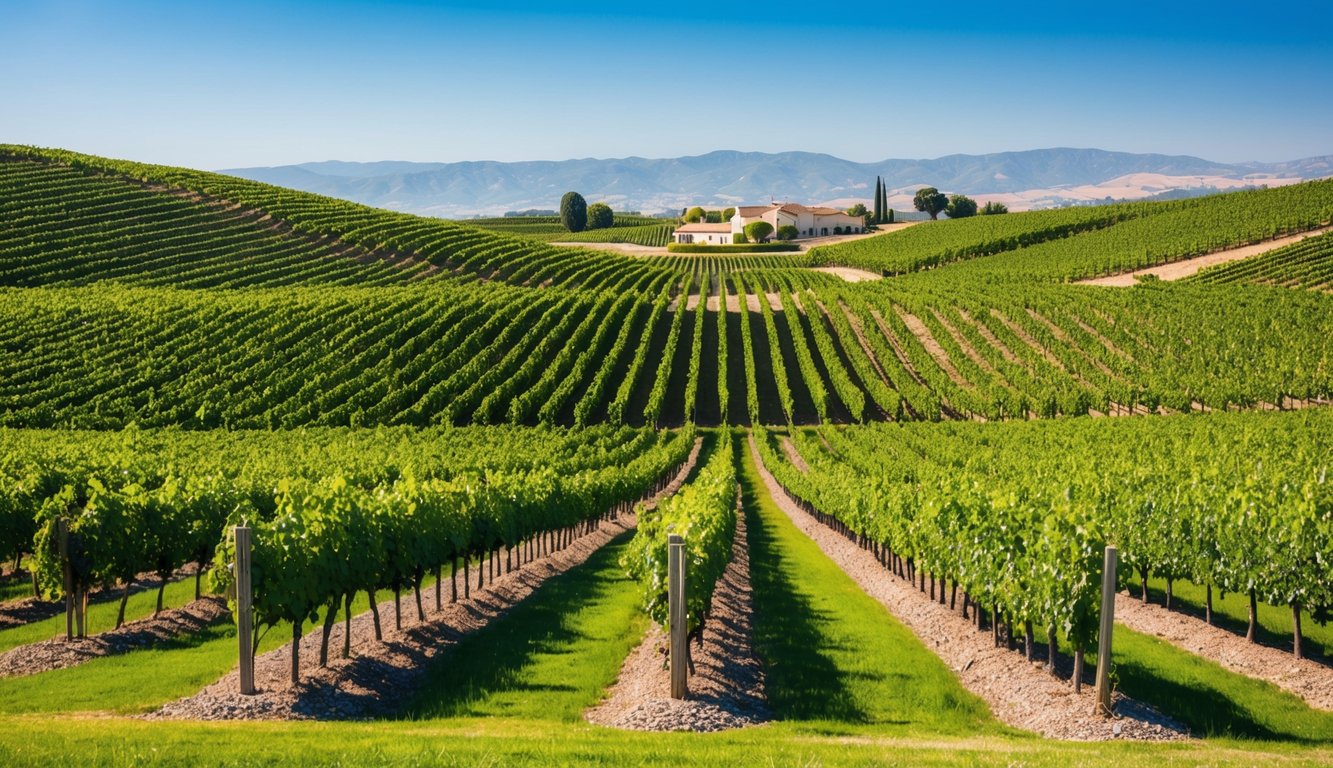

{"left": 622, "top": 432, "right": 737, "bottom": 634}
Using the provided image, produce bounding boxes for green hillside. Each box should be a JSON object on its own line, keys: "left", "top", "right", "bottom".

{"left": 1, "top": 147, "right": 1330, "bottom": 429}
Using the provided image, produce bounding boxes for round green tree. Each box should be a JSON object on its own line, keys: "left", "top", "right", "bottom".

{"left": 744, "top": 221, "right": 774, "bottom": 243}
{"left": 776, "top": 224, "right": 799, "bottom": 241}
{"left": 913, "top": 187, "right": 949, "bottom": 220}
{"left": 586, "top": 202, "right": 613, "bottom": 230}
{"left": 945, "top": 194, "right": 978, "bottom": 219}
{"left": 560, "top": 192, "right": 588, "bottom": 232}
{"left": 684, "top": 206, "right": 706, "bottom": 223}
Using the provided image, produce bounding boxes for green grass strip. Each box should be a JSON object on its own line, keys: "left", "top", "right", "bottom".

{"left": 737, "top": 433, "right": 1001, "bottom": 735}
{"left": 1113, "top": 625, "right": 1333, "bottom": 743}
{"left": 403, "top": 530, "right": 647, "bottom": 721}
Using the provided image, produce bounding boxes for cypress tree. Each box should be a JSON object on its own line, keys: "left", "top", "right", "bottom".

{"left": 560, "top": 191, "right": 588, "bottom": 233}
{"left": 873, "top": 177, "right": 883, "bottom": 224}
{"left": 887, "top": 207, "right": 894, "bottom": 223}
{"left": 878, "top": 178, "right": 888, "bottom": 224}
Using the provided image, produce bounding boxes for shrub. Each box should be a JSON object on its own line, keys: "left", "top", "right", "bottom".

{"left": 733, "top": 232, "right": 748, "bottom": 244}
{"left": 586, "top": 202, "right": 613, "bottom": 230}
{"left": 776, "top": 225, "right": 799, "bottom": 241}
{"left": 667, "top": 242, "right": 799, "bottom": 253}
{"left": 744, "top": 221, "right": 774, "bottom": 243}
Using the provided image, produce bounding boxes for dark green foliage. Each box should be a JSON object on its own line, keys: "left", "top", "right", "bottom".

{"left": 776, "top": 225, "right": 799, "bottom": 241}
{"left": 560, "top": 192, "right": 588, "bottom": 232}
{"left": 945, "top": 194, "right": 978, "bottom": 219}
{"left": 585, "top": 202, "right": 613, "bottom": 230}
{"left": 745, "top": 221, "right": 775, "bottom": 243}
{"left": 913, "top": 187, "right": 949, "bottom": 220}
{"left": 981, "top": 201, "right": 1009, "bottom": 215}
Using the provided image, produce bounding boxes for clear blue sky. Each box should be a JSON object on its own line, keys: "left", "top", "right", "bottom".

{"left": 3, "top": 0, "right": 1330, "bottom": 169}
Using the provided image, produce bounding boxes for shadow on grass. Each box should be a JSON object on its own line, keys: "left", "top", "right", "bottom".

{"left": 740, "top": 462, "right": 868, "bottom": 725}
{"left": 1115, "top": 628, "right": 1333, "bottom": 745}
{"left": 398, "top": 530, "right": 634, "bottom": 721}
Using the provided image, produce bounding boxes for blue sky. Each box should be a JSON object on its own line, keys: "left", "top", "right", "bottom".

{"left": 2, "top": 0, "right": 1330, "bottom": 168}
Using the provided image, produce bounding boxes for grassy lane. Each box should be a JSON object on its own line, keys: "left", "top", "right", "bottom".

{"left": 737, "top": 434, "right": 1002, "bottom": 736}
{"left": 1114, "top": 625, "right": 1333, "bottom": 743}
{"left": 404, "top": 530, "right": 648, "bottom": 721}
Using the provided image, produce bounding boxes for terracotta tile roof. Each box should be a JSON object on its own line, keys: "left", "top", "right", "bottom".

{"left": 675, "top": 222, "right": 733, "bottom": 233}
{"left": 735, "top": 203, "right": 856, "bottom": 218}
{"left": 737, "top": 206, "right": 773, "bottom": 217}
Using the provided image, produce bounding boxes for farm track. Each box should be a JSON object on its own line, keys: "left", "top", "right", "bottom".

{"left": 1114, "top": 594, "right": 1333, "bottom": 711}
{"left": 152, "top": 438, "right": 702, "bottom": 721}
{"left": 1079, "top": 225, "right": 1333, "bottom": 286}
{"left": 747, "top": 434, "right": 1187, "bottom": 742}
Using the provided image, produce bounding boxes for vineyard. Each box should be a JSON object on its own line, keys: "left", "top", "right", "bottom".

{"left": 467, "top": 216, "right": 677, "bottom": 247}
{"left": 2, "top": 145, "right": 1332, "bottom": 766}
{"left": 1186, "top": 230, "right": 1333, "bottom": 291}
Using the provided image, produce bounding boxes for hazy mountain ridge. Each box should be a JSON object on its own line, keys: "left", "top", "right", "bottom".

{"left": 222, "top": 148, "right": 1333, "bottom": 217}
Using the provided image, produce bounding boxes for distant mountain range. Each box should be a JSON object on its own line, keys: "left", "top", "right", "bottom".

{"left": 222, "top": 148, "right": 1333, "bottom": 218}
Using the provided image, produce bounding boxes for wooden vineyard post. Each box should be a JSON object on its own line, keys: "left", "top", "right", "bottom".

{"left": 235, "top": 525, "right": 256, "bottom": 696}
{"left": 58, "top": 518, "right": 72, "bottom": 642}
{"left": 1093, "top": 545, "right": 1117, "bottom": 716}
{"left": 668, "top": 534, "right": 687, "bottom": 700}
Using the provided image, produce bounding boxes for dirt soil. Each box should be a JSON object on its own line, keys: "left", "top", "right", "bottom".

{"left": 747, "top": 435, "right": 1189, "bottom": 742}
{"left": 1114, "top": 593, "right": 1333, "bottom": 711}
{"left": 1078, "top": 226, "right": 1333, "bottom": 286}
{"left": 812, "top": 266, "right": 882, "bottom": 283}
{"left": 587, "top": 493, "right": 769, "bottom": 732}
{"left": 0, "top": 597, "right": 228, "bottom": 677}
{"left": 151, "top": 440, "right": 702, "bottom": 721}
{"left": 780, "top": 436, "right": 810, "bottom": 473}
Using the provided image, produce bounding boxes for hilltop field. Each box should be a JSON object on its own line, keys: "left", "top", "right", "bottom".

{"left": 0, "top": 145, "right": 1331, "bottom": 766}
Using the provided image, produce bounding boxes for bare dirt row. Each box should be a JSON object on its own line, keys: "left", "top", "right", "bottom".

{"left": 747, "top": 435, "right": 1188, "bottom": 742}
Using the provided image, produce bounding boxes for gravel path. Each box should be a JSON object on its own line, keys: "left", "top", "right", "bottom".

{"left": 0, "top": 597, "right": 228, "bottom": 677}
{"left": 587, "top": 491, "right": 769, "bottom": 732}
{"left": 1115, "top": 593, "right": 1333, "bottom": 711}
{"left": 747, "top": 435, "right": 1189, "bottom": 742}
{"left": 152, "top": 440, "right": 702, "bottom": 722}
